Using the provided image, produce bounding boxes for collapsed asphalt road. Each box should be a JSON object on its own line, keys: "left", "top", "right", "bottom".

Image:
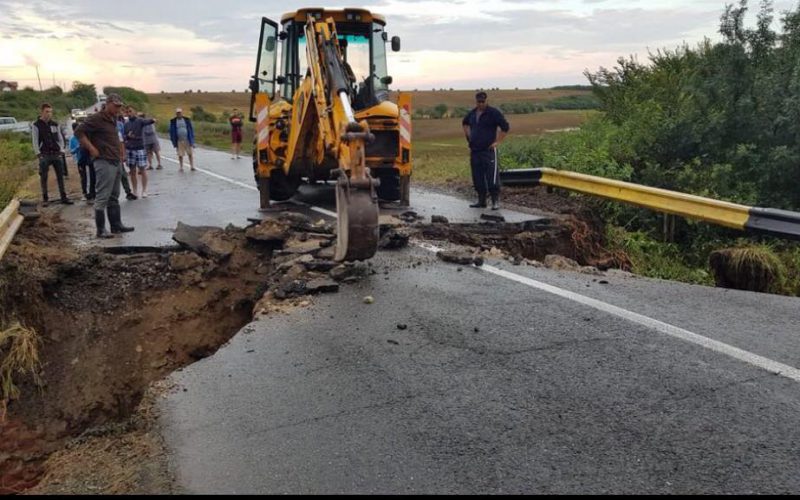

{"left": 20, "top": 143, "right": 800, "bottom": 493}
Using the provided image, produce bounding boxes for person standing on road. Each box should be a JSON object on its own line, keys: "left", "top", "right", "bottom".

{"left": 140, "top": 112, "right": 163, "bottom": 170}
{"left": 229, "top": 108, "right": 243, "bottom": 160}
{"left": 123, "top": 107, "right": 156, "bottom": 198}
{"left": 31, "top": 103, "right": 73, "bottom": 206}
{"left": 462, "top": 91, "right": 510, "bottom": 210}
{"left": 69, "top": 122, "right": 96, "bottom": 203}
{"left": 75, "top": 93, "right": 135, "bottom": 238}
{"left": 116, "top": 110, "right": 137, "bottom": 200}
{"left": 169, "top": 108, "right": 195, "bottom": 172}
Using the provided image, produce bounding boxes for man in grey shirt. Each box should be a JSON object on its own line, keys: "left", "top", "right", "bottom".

{"left": 169, "top": 108, "right": 196, "bottom": 172}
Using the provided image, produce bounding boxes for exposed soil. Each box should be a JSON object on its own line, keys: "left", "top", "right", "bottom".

{"left": 0, "top": 185, "right": 624, "bottom": 494}
{"left": 0, "top": 209, "right": 345, "bottom": 494}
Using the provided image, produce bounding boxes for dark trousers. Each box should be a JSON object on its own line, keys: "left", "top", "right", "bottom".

{"left": 77, "top": 160, "right": 96, "bottom": 198}
{"left": 470, "top": 149, "right": 500, "bottom": 196}
{"left": 38, "top": 154, "right": 67, "bottom": 201}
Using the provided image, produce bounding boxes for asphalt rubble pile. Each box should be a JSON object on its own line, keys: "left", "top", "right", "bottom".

{"left": 0, "top": 211, "right": 384, "bottom": 494}
{"left": 383, "top": 210, "right": 630, "bottom": 276}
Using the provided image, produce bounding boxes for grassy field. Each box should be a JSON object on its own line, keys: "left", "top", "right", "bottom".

{"left": 0, "top": 133, "right": 36, "bottom": 209}
{"left": 147, "top": 91, "right": 594, "bottom": 181}
{"left": 147, "top": 88, "right": 592, "bottom": 119}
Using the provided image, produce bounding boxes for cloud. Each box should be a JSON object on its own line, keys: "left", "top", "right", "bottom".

{"left": 1, "top": 0, "right": 798, "bottom": 91}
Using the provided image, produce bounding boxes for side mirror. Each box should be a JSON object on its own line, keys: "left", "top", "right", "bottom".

{"left": 276, "top": 76, "right": 286, "bottom": 85}
{"left": 380, "top": 76, "right": 393, "bottom": 86}
{"left": 265, "top": 36, "right": 276, "bottom": 52}
{"left": 279, "top": 31, "right": 288, "bottom": 40}
{"left": 249, "top": 77, "right": 259, "bottom": 93}
{"left": 391, "top": 36, "right": 401, "bottom": 52}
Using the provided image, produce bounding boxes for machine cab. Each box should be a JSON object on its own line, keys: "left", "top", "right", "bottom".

{"left": 249, "top": 8, "right": 400, "bottom": 120}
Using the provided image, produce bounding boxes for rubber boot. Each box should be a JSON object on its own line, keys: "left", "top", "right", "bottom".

{"left": 95, "top": 210, "right": 114, "bottom": 239}
{"left": 107, "top": 205, "right": 135, "bottom": 234}
{"left": 491, "top": 193, "right": 500, "bottom": 211}
{"left": 469, "top": 193, "right": 487, "bottom": 208}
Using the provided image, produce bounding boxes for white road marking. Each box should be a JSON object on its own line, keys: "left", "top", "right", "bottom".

{"left": 162, "top": 155, "right": 337, "bottom": 218}
{"left": 164, "top": 155, "right": 800, "bottom": 383}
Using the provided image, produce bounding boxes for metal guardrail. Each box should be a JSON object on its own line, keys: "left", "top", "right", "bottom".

{"left": 500, "top": 168, "right": 800, "bottom": 241}
{"left": 0, "top": 199, "right": 24, "bottom": 261}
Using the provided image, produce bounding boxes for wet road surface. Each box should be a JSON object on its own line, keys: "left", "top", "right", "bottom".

{"left": 57, "top": 142, "right": 800, "bottom": 494}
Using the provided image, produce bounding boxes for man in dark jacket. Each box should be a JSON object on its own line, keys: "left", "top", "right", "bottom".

{"left": 31, "top": 103, "right": 73, "bottom": 205}
{"left": 461, "top": 91, "right": 510, "bottom": 210}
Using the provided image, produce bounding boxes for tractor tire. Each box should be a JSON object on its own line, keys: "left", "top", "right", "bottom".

{"left": 269, "top": 167, "right": 302, "bottom": 201}
{"left": 374, "top": 171, "right": 401, "bottom": 202}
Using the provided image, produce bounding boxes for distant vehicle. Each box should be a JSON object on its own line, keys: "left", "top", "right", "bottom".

{"left": 71, "top": 108, "right": 86, "bottom": 120}
{"left": 0, "top": 116, "right": 30, "bottom": 134}
{"left": 97, "top": 94, "right": 107, "bottom": 104}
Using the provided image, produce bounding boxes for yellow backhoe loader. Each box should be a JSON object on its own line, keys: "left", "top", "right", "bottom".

{"left": 248, "top": 8, "right": 413, "bottom": 261}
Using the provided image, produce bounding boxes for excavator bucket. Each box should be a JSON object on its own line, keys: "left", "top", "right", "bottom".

{"left": 334, "top": 177, "right": 380, "bottom": 261}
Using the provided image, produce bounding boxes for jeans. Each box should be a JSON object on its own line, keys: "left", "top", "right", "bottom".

{"left": 77, "top": 160, "right": 96, "bottom": 198}
{"left": 38, "top": 154, "right": 67, "bottom": 201}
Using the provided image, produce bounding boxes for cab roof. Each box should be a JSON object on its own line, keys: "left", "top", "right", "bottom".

{"left": 280, "top": 8, "right": 386, "bottom": 25}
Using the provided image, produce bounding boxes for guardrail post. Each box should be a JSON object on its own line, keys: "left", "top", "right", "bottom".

{"left": 0, "top": 199, "right": 24, "bottom": 262}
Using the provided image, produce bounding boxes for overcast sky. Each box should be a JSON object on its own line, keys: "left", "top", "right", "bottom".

{"left": 0, "top": 0, "right": 797, "bottom": 92}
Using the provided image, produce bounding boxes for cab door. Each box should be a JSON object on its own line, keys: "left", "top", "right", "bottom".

{"left": 249, "top": 17, "right": 279, "bottom": 121}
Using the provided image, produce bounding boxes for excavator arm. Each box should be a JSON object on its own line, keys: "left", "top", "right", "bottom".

{"left": 292, "top": 16, "right": 380, "bottom": 261}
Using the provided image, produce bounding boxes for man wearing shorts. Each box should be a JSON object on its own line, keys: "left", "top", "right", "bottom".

{"left": 123, "top": 107, "right": 156, "bottom": 197}
{"left": 169, "top": 108, "right": 195, "bottom": 172}
{"left": 230, "top": 108, "right": 244, "bottom": 159}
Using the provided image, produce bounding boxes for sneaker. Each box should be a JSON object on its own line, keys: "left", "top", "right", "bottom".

{"left": 126, "top": 192, "right": 138, "bottom": 200}
{"left": 491, "top": 201, "right": 500, "bottom": 211}
{"left": 61, "top": 198, "right": 74, "bottom": 205}
{"left": 146, "top": 166, "right": 154, "bottom": 170}
{"left": 156, "top": 164, "right": 163, "bottom": 170}
{"left": 190, "top": 168, "right": 196, "bottom": 172}
{"left": 469, "top": 202, "right": 487, "bottom": 208}
{"left": 141, "top": 191, "right": 148, "bottom": 198}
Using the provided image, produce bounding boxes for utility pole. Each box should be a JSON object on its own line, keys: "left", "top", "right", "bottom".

{"left": 35, "top": 65, "right": 42, "bottom": 91}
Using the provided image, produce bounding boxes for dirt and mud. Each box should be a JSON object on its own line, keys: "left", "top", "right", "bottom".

{"left": 0, "top": 192, "right": 622, "bottom": 494}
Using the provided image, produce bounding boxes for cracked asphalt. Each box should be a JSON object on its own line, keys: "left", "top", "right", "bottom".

{"left": 62, "top": 141, "right": 800, "bottom": 494}
{"left": 160, "top": 244, "right": 800, "bottom": 494}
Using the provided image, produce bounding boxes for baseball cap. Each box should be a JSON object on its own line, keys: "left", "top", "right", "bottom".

{"left": 176, "top": 107, "right": 183, "bottom": 113}
{"left": 106, "top": 93, "right": 125, "bottom": 105}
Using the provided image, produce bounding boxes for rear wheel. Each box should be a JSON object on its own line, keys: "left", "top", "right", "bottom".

{"left": 373, "top": 170, "right": 400, "bottom": 202}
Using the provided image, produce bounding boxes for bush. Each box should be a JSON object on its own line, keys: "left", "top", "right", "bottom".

{"left": 190, "top": 105, "right": 216, "bottom": 123}
{"left": 103, "top": 86, "right": 149, "bottom": 111}
{"left": 0, "top": 82, "right": 98, "bottom": 122}
{"left": 0, "top": 133, "right": 35, "bottom": 209}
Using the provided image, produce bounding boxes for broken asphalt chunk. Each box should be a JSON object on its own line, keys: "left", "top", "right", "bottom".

{"left": 436, "top": 250, "right": 483, "bottom": 267}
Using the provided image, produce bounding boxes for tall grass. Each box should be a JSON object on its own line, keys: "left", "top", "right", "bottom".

{"left": 0, "top": 322, "right": 42, "bottom": 421}
{"left": 0, "top": 132, "right": 36, "bottom": 210}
